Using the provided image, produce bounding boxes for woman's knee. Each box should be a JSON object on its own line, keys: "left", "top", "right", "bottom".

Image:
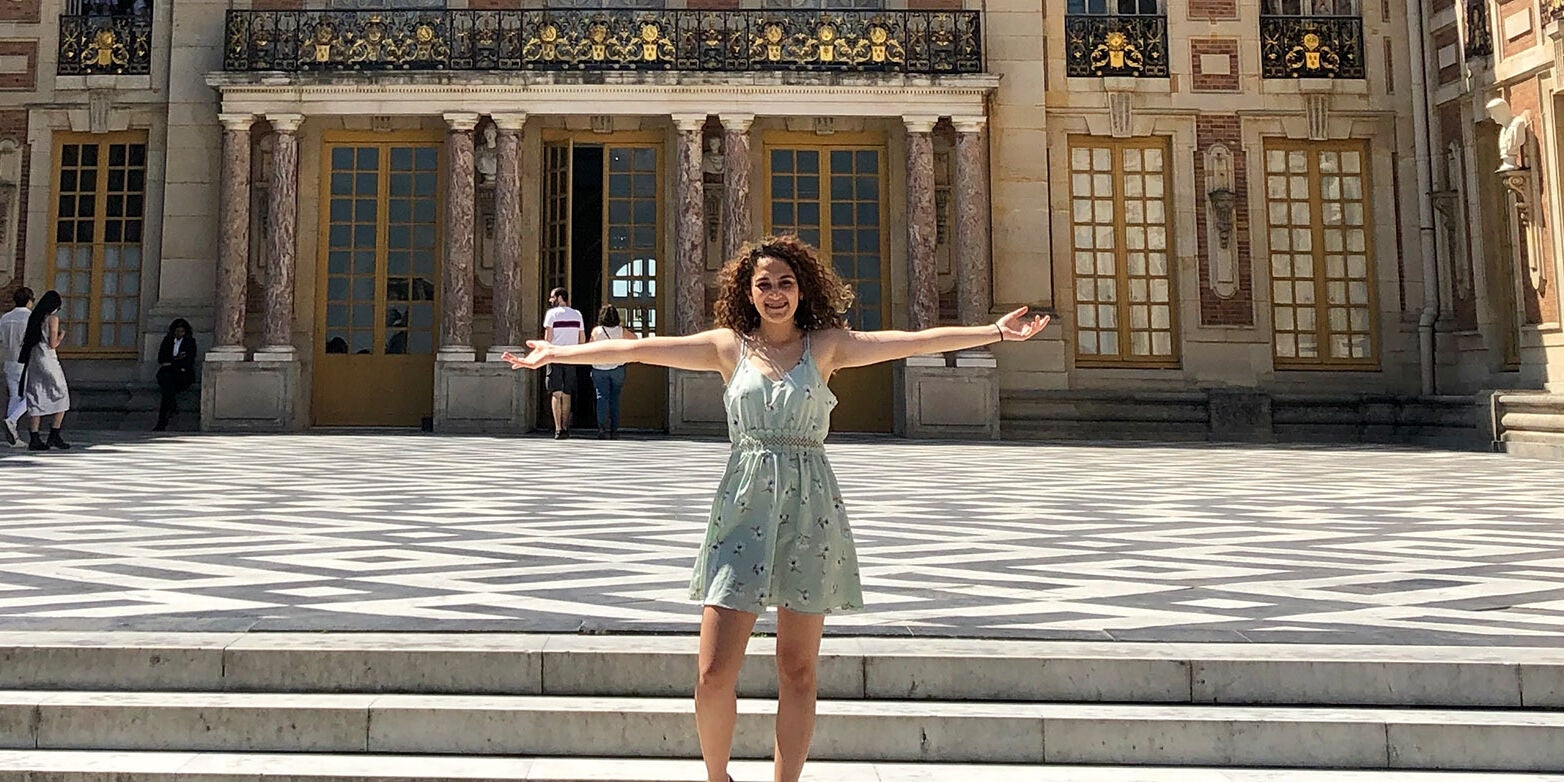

{"left": 696, "top": 654, "right": 744, "bottom": 692}
{"left": 774, "top": 652, "right": 819, "bottom": 696}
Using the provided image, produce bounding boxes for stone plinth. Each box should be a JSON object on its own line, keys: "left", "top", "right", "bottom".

{"left": 434, "top": 354, "right": 533, "bottom": 434}
{"left": 201, "top": 359, "right": 300, "bottom": 432}
{"left": 1207, "top": 388, "right": 1274, "bottom": 443}
{"left": 1493, "top": 391, "right": 1564, "bottom": 461}
{"left": 669, "top": 368, "right": 727, "bottom": 437}
{"left": 894, "top": 351, "right": 1000, "bottom": 440}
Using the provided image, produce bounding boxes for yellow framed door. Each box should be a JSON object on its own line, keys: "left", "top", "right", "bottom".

{"left": 765, "top": 140, "right": 892, "bottom": 433}
{"left": 602, "top": 143, "right": 667, "bottom": 430}
{"left": 313, "top": 134, "right": 443, "bottom": 426}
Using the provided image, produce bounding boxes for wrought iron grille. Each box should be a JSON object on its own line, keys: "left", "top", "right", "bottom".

{"left": 1063, "top": 13, "right": 1168, "bottom": 78}
{"left": 58, "top": 12, "right": 153, "bottom": 75}
{"left": 1463, "top": 0, "right": 1492, "bottom": 58}
{"left": 1260, "top": 14, "right": 1364, "bottom": 79}
{"left": 223, "top": 8, "right": 983, "bottom": 74}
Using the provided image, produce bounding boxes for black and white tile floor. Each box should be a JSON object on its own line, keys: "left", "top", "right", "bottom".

{"left": 1, "top": 432, "right": 1561, "bottom": 644}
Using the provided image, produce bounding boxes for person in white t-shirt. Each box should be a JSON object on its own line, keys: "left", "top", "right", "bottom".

{"left": 542, "top": 287, "right": 585, "bottom": 439}
{"left": 0, "top": 287, "right": 33, "bottom": 447}
{"left": 589, "top": 304, "right": 639, "bottom": 439}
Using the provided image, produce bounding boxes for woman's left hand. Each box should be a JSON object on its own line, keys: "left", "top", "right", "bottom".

{"left": 996, "top": 306, "right": 1051, "bottom": 342}
{"left": 501, "top": 340, "right": 555, "bottom": 370}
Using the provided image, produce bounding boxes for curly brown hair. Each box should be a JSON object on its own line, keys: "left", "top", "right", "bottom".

{"left": 713, "top": 236, "right": 853, "bottom": 334}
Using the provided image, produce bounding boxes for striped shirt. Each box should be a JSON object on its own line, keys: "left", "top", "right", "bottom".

{"left": 544, "top": 306, "right": 585, "bottom": 346}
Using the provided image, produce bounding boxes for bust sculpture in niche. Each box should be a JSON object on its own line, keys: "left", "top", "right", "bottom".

{"left": 1486, "top": 97, "right": 1531, "bottom": 172}
{"left": 476, "top": 125, "right": 498, "bottom": 184}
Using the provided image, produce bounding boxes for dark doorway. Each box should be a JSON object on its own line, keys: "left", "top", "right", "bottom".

{"left": 566, "top": 145, "right": 604, "bottom": 432}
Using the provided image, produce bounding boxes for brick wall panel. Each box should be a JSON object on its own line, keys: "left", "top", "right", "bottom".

{"left": 1195, "top": 114, "right": 1254, "bottom": 327}
{"left": 1190, "top": 39, "right": 1239, "bottom": 93}
{"left": 0, "top": 0, "right": 40, "bottom": 23}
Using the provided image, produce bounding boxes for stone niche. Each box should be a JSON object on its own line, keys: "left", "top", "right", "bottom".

{"left": 669, "top": 368, "right": 727, "bottom": 436}
{"left": 434, "top": 356, "right": 534, "bottom": 434}
{"left": 895, "top": 351, "right": 1001, "bottom": 439}
{"left": 202, "top": 360, "right": 301, "bottom": 432}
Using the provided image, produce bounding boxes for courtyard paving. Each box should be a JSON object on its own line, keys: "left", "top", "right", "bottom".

{"left": 0, "top": 432, "right": 1561, "bottom": 645}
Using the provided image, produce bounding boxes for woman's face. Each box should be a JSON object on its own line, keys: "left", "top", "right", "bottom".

{"left": 749, "top": 255, "right": 801, "bottom": 327}
{"left": 174, "top": 326, "right": 187, "bottom": 339}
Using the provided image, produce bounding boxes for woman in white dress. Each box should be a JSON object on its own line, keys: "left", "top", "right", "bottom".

{"left": 18, "top": 290, "right": 70, "bottom": 451}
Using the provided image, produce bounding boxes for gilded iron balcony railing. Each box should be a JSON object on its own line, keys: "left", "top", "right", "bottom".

{"left": 1260, "top": 14, "right": 1364, "bottom": 79}
{"left": 58, "top": 12, "right": 153, "bottom": 76}
{"left": 1063, "top": 13, "right": 1168, "bottom": 78}
{"left": 1463, "top": 0, "right": 1492, "bottom": 58}
{"left": 223, "top": 8, "right": 983, "bottom": 74}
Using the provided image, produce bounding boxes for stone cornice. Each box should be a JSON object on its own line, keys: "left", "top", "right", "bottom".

{"left": 205, "top": 72, "right": 1000, "bottom": 119}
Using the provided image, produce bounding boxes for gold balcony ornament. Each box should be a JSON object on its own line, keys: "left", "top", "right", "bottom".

{"left": 411, "top": 23, "right": 441, "bottom": 61}
{"left": 816, "top": 23, "right": 838, "bottom": 62}
{"left": 851, "top": 24, "right": 903, "bottom": 66}
{"left": 348, "top": 20, "right": 389, "bottom": 64}
{"left": 760, "top": 23, "right": 785, "bottom": 61}
{"left": 85, "top": 27, "right": 125, "bottom": 68}
{"left": 638, "top": 22, "right": 668, "bottom": 61}
{"left": 308, "top": 22, "right": 338, "bottom": 63}
{"left": 588, "top": 23, "right": 609, "bottom": 61}
{"left": 530, "top": 24, "right": 561, "bottom": 61}
{"left": 1090, "top": 29, "right": 1142, "bottom": 74}
{"left": 1285, "top": 31, "right": 1339, "bottom": 75}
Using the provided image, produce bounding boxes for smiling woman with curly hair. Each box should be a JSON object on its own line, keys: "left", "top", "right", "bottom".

{"left": 504, "top": 234, "right": 1050, "bottom": 782}
{"left": 713, "top": 236, "right": 852, "bottom": 334}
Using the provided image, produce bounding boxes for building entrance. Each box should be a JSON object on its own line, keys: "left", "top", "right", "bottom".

{"left": 313, "top": 133, "right": 443, "bottom": 426}
{"left": 764, "top": 139, "right": 893, "bottom": 433}
{"left": 540, "top": 134, "right": 668, "bottom": 431}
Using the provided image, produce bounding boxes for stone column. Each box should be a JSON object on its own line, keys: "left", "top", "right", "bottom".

{"left": 442, "top": 112, "right": 478, "bottom": 357}
{"left": 212, "top": 113, "right": 254, "bottom": 358}
{"left": 720, "top": 113, "right": 755, "bottom": 261}
{"left": 260, "top": 113, "right": 302, "bottom": 355}
{"left": 673, "top": 114, "right": 708, "bottom": 335}
{"left": 953, "top": 116, "right": 993, "bottom": 326}
{"left": 489, "top": 112, "right": 526, "bottom": 354}
{"left": 904, "top": 116, "right": 939, "bottom": 331}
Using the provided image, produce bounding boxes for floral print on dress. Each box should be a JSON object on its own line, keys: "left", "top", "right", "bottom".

{"left": 687, "top": 333, "right": 864, "bottom": 615}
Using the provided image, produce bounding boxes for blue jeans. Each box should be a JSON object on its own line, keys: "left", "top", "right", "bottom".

{"left": 592, "top": 365, "right": 626, "bottom": 432}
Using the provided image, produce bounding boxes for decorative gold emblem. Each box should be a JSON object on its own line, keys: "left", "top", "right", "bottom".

{"left": 816, "top": 24, "right": 837, "bottom": 61}
{"left": 1285, "top": 29, "right": 1338, "bottom": 75}
{"left": 762, "top": 23, "right": 784, "bottom": 61}
{"left": 89, "top": 28, "right": 118, "bottom": 67}
{"left": 1089, "top": 29, "right": 1142, "bottom": 73}
{"left": 640, "top": 22, "right": 662, "bottom": 61}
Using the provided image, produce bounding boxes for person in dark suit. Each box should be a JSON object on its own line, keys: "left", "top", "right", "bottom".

{"left": 155, "top": 318, "right": 197, "bottom": 431}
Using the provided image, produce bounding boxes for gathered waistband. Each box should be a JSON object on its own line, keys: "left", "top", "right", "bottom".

{"left": 734, "top": 432, "right": 825, "bottom": 453}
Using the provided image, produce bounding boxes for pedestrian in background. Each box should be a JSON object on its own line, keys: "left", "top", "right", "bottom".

{"left": 18, "top": 290, "right": 71, "bottom": 451}
{"left": 154, "top": 317, "right": 197, "bottom": 431}
{"left": 0, "top": 287, "right": 32, "bottom": 447}
{"left": 589, "top": 303, "right": 637, "bottom": 440}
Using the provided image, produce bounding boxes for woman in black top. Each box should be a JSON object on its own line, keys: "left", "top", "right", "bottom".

{"left": 155, "top": 318, "right": 196, "bottom": 431}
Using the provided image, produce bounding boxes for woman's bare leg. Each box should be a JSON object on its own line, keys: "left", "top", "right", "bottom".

{"left": 697, "top": 605, "right": 758, "bottom": 782}
{"left": 772, "top": 607, "right": 825, "bottom": 782}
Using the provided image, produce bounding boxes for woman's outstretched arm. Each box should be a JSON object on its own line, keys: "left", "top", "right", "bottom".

{"left": 503, "top": 328, "right": 735, "bottom": 376}
{"left": 819, "top": 307, "right": 1050, "bottom": 374}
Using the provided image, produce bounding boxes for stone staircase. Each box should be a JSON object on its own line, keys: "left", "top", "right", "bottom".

{"left": 0, "top": 633, "right": 1560, "bottom": 780}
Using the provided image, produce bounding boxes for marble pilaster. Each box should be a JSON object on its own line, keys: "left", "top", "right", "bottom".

{"left": 673, "top": 114, "right": 707, "bottom": 336}
{"left": 443, "top": 112, "right": 478, "bottom": 356}
{"left": 953, "top": 116, "right": 992, "bottom": 326}
{"left": 213, "top": 113, "right": 254, "bottom": 358}
{"left": 904, "top": 116, "right": 939, "bottom": 331}
{"left": 721, "top": 113, "right": 754, "bottom": 261}
{"left": 260, "top": 114, "right": 301, "bottom": 355}
{"left": 490, "top": 113, "right": 526, "bottom": 352}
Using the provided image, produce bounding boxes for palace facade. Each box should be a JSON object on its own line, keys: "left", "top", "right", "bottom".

{"left": 0, "top": 0, "right": 1559, "bottom": 454}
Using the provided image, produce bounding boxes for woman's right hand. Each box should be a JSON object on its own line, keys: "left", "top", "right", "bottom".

{"left": 501, "top": 340, "right": 555, "bottom": 371}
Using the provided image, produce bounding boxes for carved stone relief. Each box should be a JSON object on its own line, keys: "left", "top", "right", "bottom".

{"left": 1203, "top": 142, "right": 1238, "bottom": 299}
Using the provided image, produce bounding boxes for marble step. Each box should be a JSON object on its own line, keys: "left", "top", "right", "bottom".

{"left": 1, "top": 632, "right": 1560, "bottom": 707}
{"left": 0, "top": 691, "right": 1562, "bottom": 770}
{"left": 1, "top": 752, "right": 1563, "bottom": 782}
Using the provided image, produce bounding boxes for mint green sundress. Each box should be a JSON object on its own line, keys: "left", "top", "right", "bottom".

{"left": 688, "top": 333, "right": 865, "bottom": 615}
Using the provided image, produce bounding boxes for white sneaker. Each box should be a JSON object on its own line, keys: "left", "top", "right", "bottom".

{"left": 1, "top": 418, "right": 15, "bottom": 447}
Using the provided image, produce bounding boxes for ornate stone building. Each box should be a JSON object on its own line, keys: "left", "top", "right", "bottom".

{"left": 0, "top": 0, "right": 1559, "bottom": 452}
